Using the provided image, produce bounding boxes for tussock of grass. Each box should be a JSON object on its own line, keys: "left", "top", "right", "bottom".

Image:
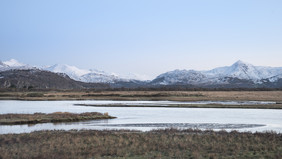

{"left": 26, "top": 92, "right": 45, "bottom": 97}
{"left": 0, "top": 112, "right": 116, "bottom": 125}
{"left": 0, "top": 128, "right": 281, "bottom": 159}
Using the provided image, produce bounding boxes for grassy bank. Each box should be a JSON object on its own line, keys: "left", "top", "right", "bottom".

{"left": 0, "top": 112, "right": 115, "bottom": 125}
{"left": 1, "top": 91, "right": 282, "bottom": 102}
{"left": 75, "top": 103, "right": 282, "bottom": 109}
{"left": 0, "top": 129, "right": 281, "bottom": 159}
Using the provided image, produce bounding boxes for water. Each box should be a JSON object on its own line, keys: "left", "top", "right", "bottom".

{"left": 0, "top": 100, "right": 282, "bottom": 134}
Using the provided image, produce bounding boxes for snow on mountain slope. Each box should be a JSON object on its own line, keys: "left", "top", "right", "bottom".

{"left": 46, "top": 64, "right": 90, "bottom": 76}
{"left": 267, "top": 74, "right": 282, "bottom": 82}
{"left": 152, "top": 60, "right": 282, "bottom": 85}
{"left": 81, "top": 72, "right": 119, "bottom": 83}
{"left": 45, "top": 64, "right": 126, "bottom": 83}
{"left": 153, "top": 70, "right": 212, "bottom": 85}
{"left": 45, "top": 64, "right": 90, "bottom": 81}
{"left": 0, "top": 59, "right": 34, "bottom": 71}
{"left": 206, "top": 60, "right": 262, "bottom": 81}
{"left": 206, "top": 60, "right": 282, "bottom": 82}
{"left": 1, "top": 59, "right": 143, "bottom": 83}
{"left": 2, "top": 59, "right": 282, "bottom": 85}
{"left": 0, "top": 61, "right": 8, "bottom": 67}
{"left": 3, "top": 59, "right": 25, "bottom": 67}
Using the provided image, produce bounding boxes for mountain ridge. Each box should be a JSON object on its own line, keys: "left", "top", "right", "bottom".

{"left": 44, "top": 64, "right": 141, "bottom": 83}
{"left": 0, "top": 59, "right": 282, "bottom": 89}
{"left": 151, "top": 60, "right": 282, "bottom": 87}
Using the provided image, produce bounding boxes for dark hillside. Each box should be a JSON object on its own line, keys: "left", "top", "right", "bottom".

{"left": 0, "top": 69, "right": 109, "bottom": 90}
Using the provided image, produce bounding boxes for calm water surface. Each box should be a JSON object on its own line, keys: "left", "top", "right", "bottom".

{"left": 0, "top": 100, "right": 281, "bottom": 134}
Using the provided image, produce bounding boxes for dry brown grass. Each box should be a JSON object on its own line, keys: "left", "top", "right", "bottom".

{"left": 0, "top": 112, "right": 116, "bottom": 125}
{"left": 1, "top": 91, "right": 282, "bottom": 102}
{"left": 0, "top": 129, "right": 281, "bottom": 159}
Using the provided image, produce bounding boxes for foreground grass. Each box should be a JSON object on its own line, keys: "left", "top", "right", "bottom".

{"left": 0, "top": 112, "right": 115, "bottom": 125}
{"left": 0, "top": 129, "right": 281, "bottom": 159}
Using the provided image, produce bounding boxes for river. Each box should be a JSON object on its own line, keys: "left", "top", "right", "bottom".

{"left": 0, "top": 100, "right": 281, "bottom": 134}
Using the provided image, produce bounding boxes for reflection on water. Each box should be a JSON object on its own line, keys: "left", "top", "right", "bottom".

{"left": 0, "top": 100, "right": 282, "bottom": 134}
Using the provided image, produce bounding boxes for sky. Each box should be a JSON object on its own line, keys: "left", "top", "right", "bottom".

{"left": 1, "top": 0, "right": 282, "bottom": 79}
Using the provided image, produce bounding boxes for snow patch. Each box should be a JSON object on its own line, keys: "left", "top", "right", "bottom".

{"left": 3, "top": 59, "right": 25, "bottom": 67}
{"left": 0, "top": 59, "right": 35, "bottom": 71}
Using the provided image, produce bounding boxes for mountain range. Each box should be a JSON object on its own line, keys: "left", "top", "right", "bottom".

{"left": 0, "top": 59, "right": 282, "bottom": 89}
{"left": 151, "top": 60, "right": 282, "bottom": 88}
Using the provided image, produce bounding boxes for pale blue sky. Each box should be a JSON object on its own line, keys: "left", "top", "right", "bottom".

{"left": 1, "top": 0, "right": 282, "bottom": 79}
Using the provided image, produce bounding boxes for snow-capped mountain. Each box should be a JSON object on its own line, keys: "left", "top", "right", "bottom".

{"left": 0, "top": 59, "right": 35, "bottom": 71}
{"left": 44, "top": 64, "right": 90, "bottom": 81}
{"left": 151, "top": 60, "right": 282, "bottom": 87}
{"left": 3, "top": 59, "right": 25, "bottom": 67}
{"left": 1, "top": 59, "right": 282, "bottom": 88}
{"left": 205, "top": 60, "right": 282, "bottom": 82}
{"left": 81, "top": 72, "right": 120, "bottom": 83}
{"left": 151, "top": 70, "right": 209, "bottom": 85}
{"left": 44, "top": 64, "right": 133, "bottom": 83}
{"left": 0, "top": 59, "right": 144, "bottom": 83}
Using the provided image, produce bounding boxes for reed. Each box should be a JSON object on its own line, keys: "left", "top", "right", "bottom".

{"left": 0, "top": 112, "right": 116, "bottom": 125}
{"left": 0, "top": 128, "right": 281, "bottom": 159}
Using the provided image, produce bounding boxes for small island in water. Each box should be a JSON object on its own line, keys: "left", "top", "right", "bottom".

{"left": 0, "top": 112, "right": 116, "bottom": 125}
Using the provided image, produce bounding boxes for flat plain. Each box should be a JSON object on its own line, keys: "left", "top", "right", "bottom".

{"left": 1, "top": 90, "right": 282, "bottom": 101}
{"left": 1, "top": 91, "right": 282, "bottom": 109}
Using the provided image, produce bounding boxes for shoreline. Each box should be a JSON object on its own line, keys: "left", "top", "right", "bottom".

{"left": 74, "top": 103, "right": 282, "bottom": 109}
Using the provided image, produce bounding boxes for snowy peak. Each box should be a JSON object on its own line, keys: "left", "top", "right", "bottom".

{"left": 81, "top": 72, "right": 119, "bottom": 83}
{"left": 223, "top": 60, "right": 261, "bottom": 80}
{"left": 152, "top": 69, "right": 208, "bottom": 85}
{"left": 3, "top": 59, "right": 25, "bottom": 67}
{"left": 206, "top": 60, "right": 277, "bottom": 81}
{"left": 45, "top": 64, "right": 127, "bottom": 83}
{"left": 205, "top": 60, "right": 254, "bottom": 76}
{"left": 46, "top": 64, "right": 90, "bottom": 76}
{"left": 1, "top": 59, "right": 147, "bottom": 83}
{"left": 45, "top": 64, "right": 91, "bottom": 81}
{"left": 0, "top": 59, "right": 34, "bottom": 71}
{"left": 232, "top": 60, "right": 248, "bottom": 66}
{"left": 230, "top": 60, "right": 254, "bottom": 73}
{"left": 152, "top": 60, "right": 282, "bottom": 86}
